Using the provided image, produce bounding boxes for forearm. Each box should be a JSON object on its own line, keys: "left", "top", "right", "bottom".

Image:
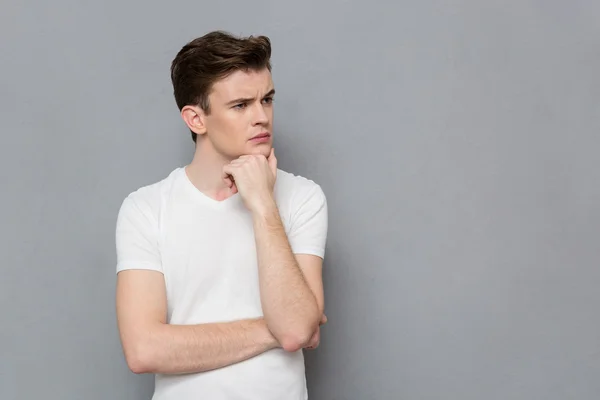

{"left": 252, "top": 199, "right": 321, "bottom": 350}
{"left": 128, "top": 318, "right": 278, "bottom": 375}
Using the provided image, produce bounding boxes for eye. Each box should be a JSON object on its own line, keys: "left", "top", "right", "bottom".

{"left": 233, "top": 102, "right": 247, "bottom": 109}
{"left": 262, "top": 97, "right": 274, "bottom": 105}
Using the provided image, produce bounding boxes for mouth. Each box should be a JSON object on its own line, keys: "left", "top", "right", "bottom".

{"left": 249, "top": 132, "right": 271, "bottom": 142}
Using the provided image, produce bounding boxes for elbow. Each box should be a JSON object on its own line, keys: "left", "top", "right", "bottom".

{"left": 273, "top": 306, "right": 322, "bottom": 352}
{"left": 280, "top": 334, "right": 310, "bottom": 352}
{"left": 126, "top": 356, "right": 150, "bottom": 375}
{"left": 123, "top": 341, "right": 155, "bottom": 374}
{"left": 279, "top": 325, "right": 318, "bottom": 353}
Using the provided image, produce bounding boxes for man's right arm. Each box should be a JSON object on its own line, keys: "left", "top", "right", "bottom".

{"left": 116, "top": 268, "right": 280, "bottom": 375}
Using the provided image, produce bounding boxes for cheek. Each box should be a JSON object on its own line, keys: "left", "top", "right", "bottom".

{"left": 209, "top": 114, "right": 249, "bottom": 148}
{"left": 209, "top": 114, "right": 238, "bottom": 135}
{"left": 223, "top": 115, "right": 249, "bottom": 141}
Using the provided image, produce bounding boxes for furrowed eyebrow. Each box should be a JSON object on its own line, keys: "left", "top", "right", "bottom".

{"left": 225, "top": 89, "right": 275, "bottom": 106}
{"left": 226, "top": 97, "right": 253, "bottom": 106}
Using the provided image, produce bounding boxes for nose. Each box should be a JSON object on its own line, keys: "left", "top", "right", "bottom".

{"left": 253, "top": 103, "right": 269, "bottom": 125}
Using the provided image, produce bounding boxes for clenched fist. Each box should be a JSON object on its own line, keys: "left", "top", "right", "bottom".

{"left": 222, "top": 148, "right": 278, "bottom": 213}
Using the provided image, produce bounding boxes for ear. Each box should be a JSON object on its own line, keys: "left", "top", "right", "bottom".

{"left": 181, "top": 105, "right": 207, "bottom": 136}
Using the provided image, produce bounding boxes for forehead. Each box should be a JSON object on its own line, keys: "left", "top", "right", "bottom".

{"left": 211, "top": 68, "right": 273, "bottom": 100}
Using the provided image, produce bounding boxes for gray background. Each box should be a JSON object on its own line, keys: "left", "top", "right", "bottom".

{"left": 1, "top": 0, "right": 599, "bottom": 399}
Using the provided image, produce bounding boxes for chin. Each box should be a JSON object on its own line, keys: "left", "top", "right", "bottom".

{"left": 246, "top": 145, "right": 271, "bottom": 157}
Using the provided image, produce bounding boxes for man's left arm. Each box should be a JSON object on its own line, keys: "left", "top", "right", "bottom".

{"left": 251, "top": 198, "right": 326, "bottom": 352}
{"left": 222, "top": 151, "right": 328, "bottom": 352}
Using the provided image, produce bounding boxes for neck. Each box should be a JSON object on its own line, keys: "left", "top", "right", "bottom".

{"left": 185, "top": 139, "right": 235, "bottom": 200}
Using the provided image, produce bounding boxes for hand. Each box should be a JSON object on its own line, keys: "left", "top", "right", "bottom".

{"left": 222, "top": 149, "right": 278, "bottom": 213}
{"left": 305, "top": 313, "right": 327, "bottom": 350}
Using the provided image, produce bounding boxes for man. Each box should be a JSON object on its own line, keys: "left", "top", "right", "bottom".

{"left": 114, "top": 31, "right": 328, "bottom": 399}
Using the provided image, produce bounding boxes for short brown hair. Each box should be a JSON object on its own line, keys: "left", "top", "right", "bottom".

{"left": 170, "top": 30, "right": 272, "bottom": 143}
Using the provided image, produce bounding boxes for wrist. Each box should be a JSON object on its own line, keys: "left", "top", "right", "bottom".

{"left": 250, "top": 195, "right": 277, "bottom": 217}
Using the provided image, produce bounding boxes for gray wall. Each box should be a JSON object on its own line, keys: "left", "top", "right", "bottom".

{"left": 1, "top": 1, "right": 599, "bottom": 399}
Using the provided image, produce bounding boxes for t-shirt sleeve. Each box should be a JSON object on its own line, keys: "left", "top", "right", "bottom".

{"left": 115, "top": 194, "right": 162, "bottom": 274}
{"left": 288, "top": 184, "right": 328, "bottom": 259}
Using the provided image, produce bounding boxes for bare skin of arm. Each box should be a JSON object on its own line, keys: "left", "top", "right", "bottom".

{"left": 223, "top": 150, "right": 326, "bottom": 351}
{"left": 116, "top": 269, "right": 280, "bottom": 375}
{"left": 297, "top": 254, "right": 327, "bottom": 350}
{"left": 251, "top": 202, "right": 323, "bottom": 350}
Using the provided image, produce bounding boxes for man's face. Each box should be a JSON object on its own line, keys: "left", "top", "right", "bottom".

{"left": 202, "top": 68, "right": 274, "bottom": 160}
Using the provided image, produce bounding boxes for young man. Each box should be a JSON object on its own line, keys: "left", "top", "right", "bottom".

{"left": 114, "top": 31, "right": 328, "bottom": 399}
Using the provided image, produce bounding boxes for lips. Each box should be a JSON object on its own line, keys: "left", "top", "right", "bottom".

{"left": 250, "top": 132, "right": 271, "bottom": 140}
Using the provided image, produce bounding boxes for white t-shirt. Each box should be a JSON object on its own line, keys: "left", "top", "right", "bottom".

{"left": 115, "top": 166, "right": 328, "bottom": 400}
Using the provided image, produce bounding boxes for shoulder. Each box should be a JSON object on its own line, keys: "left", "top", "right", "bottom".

{"left": 275, "top": 170, "right": 328, "bottom": 255}
{"left": 275, "top": 169, "right": 326, "bottom": 203}
{"left": 274, "top": 169, "right": 327, "bottom": 221}
{"left": 115, "top": 169, "right": 183, "bottom": 272}
{"left": 117, "top": 168, "right": 183, "bottom": 224}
